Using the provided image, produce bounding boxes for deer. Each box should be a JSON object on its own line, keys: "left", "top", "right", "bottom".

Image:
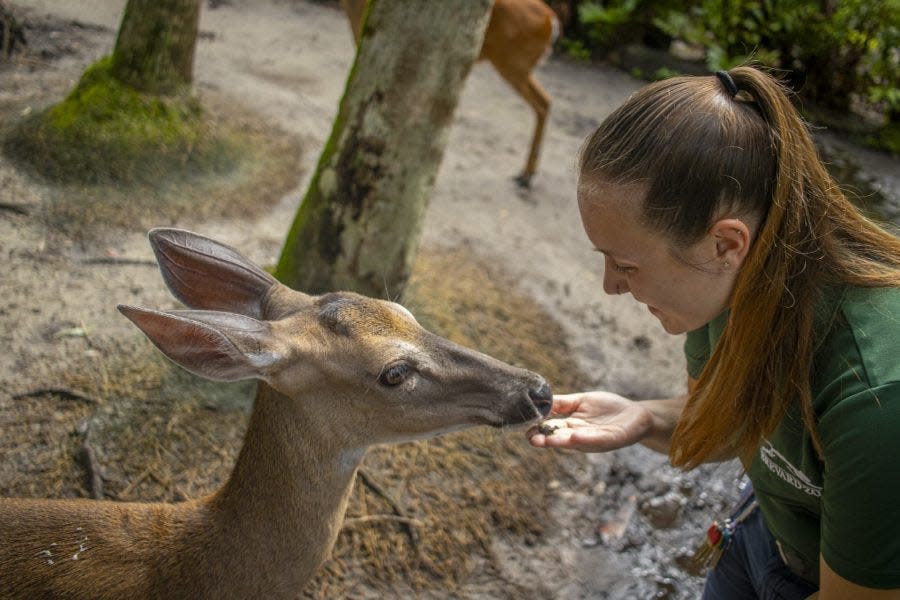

{"left": 0, "top": 228, "right": 553, "bottom": 599}
{"left": 340, "top": 0, "right": 559, "bottom": 188}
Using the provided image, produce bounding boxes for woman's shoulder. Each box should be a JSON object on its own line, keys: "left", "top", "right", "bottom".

{"left": 836, "top": 285, "right": 900, "bottom": 340}
{"left": 818, "top": 285, "right": 900, "bottom": 389}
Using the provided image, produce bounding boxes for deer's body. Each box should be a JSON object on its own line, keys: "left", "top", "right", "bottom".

{"left": 2, "top": 498, "right": 211, "bottom": 598}
{"left": 0, "top": 229, "right": 551, "bottom": 599}
{"left": 340, "top": 0, "right": 558, "bottom": 187}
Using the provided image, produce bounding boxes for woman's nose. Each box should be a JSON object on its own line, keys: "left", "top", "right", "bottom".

{"left": 602, "top": 260, "right": 628, "bottom": 295}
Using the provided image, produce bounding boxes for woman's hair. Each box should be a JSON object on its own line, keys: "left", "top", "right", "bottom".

{"left": 580, "top": 65, "right": 900, "bottom": 469}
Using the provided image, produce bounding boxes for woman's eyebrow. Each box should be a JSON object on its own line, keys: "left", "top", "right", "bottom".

{"left": 593, "top": 247, "right": 620, "bottom": 258}
{"left": 593, "top": 247, "right": 638, "bottom": 264}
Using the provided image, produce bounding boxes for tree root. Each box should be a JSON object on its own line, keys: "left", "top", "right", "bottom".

{"left": 0, "top": 202, "right": 33, "bottom": 215}
{"left": 75, "top": 419, "right": 105, "bottom": 500}
{"left": 355, "top": 469, "right": 420, "bottom": 547}
{"left": 12, "top": 387, "right": 98, "bottom": 403}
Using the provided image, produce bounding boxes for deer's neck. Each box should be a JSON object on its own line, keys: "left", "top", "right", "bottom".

{"left": 203, "top": 385, "right": 366, "bottom": 594}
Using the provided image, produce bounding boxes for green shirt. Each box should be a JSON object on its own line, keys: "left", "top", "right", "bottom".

{"left": 684, "top": 286, "right": 900, "bottom": 589}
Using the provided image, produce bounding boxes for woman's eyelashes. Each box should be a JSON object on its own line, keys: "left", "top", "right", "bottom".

{"left": 595, "top": 248, "right": 637, "bottom": 274}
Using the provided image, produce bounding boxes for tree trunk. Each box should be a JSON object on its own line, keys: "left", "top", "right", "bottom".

{"left": 1, "top": 1, "right": 26, "bottom": 58}
{"left": 275, "top": 0, "right": 493, "bottom": 299}
{"left": 110, "top": 0, "right": 201, "bottom": 95}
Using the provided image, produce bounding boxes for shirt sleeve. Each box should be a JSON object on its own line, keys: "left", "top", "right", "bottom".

{"left": 819, "top": 381, "right": 900, "bottom": 588}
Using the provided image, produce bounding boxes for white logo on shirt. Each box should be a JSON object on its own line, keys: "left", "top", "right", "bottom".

{"left": 759, "top": 441, "right": 822, "bottom": 497}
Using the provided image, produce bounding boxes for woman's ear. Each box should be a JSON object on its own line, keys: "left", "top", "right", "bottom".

{"left": 709, "top": 218, "right": 753, "bottom": 270}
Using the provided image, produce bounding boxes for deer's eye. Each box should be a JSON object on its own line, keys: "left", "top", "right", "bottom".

{"left": 379, "top": 363, "right": 411, "bottom": 386}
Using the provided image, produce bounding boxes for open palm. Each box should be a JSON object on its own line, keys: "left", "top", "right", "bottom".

{"left": 527, "top": 391, "right": 654, "bottom": 453}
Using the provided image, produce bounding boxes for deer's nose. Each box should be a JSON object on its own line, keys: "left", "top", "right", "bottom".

{"left": 528, "top": 380, "right": 553, "bottom": 417}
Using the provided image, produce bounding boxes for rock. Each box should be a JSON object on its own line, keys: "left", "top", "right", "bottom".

{"left": 640, "top": 490, "right": 688, "bottom": 529}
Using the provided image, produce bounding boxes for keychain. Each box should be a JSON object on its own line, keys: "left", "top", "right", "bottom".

{"left": 691, "top": 499, "right": 758, "bottom": 571}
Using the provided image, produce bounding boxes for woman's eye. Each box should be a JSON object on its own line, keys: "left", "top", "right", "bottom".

{"left": 615, "top": 263, "right": 636, "bottom": 274}
{"left": 379, "top": 363, "right": 411, "bottom": 386}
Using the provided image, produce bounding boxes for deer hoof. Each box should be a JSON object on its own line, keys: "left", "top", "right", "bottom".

{"left": 513, "top": 173, "right": 533, "bottom": 189}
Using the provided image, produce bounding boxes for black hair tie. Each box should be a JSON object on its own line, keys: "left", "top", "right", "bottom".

{"left": 715, "top": 70, "right": 738, "bottom": 98}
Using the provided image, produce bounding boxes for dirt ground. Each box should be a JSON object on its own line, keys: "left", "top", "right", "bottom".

{"left": 1, "top": 1, "right": 898, "bottom": 599}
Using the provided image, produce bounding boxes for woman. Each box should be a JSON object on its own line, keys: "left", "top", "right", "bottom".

{"left": 528, "top": 66, "right": 900, "bottom": 599}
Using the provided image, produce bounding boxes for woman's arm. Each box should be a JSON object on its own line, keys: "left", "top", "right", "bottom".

{"left": 818, "top": 555, "right": 900, "bottom": 599}
{"left": 635, "top": 394, "right": 691, "bottom": 454}
{"left": 637, "top": 376, "right": 698, "bottom": 453}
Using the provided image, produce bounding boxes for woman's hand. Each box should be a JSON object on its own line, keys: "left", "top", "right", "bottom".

{"left": 526, "top": 391, "right": 655, "bottom": 453}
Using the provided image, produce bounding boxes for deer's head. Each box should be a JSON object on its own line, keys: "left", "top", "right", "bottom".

{"left": 119, "top": 229, "right": 552, "bottom": 445}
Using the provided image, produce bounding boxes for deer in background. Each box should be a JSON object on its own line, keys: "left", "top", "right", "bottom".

{"left": 340, "top": 0, "right": 559, "bottom": 188}
{"left": 0, "top": 229, "right": 552, "bottom": 599}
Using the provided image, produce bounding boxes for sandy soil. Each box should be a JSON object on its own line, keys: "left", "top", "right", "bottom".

{"left": 2, "top": 1, "right": 897, "bottom": 598}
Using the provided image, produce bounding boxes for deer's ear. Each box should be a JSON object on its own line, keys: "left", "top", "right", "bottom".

{"left": 148, "top": 228, "right": 278, "bottom": 319}
{"left": 119, "top": 305, "right": 281, "bottom": 382}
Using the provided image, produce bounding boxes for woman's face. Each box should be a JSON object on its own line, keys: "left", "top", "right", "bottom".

{"left": 577, "top": 179, "right": 746, "bottom": 335}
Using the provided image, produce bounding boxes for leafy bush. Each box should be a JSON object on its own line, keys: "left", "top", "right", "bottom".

{"left": 574, "top": 0, "right": 679, "bottom": 52}
{"left": 566, "top": 0, "right": 900, "bottom": 153}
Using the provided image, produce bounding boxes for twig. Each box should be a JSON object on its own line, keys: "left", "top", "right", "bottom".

{"left": 342, "top": 514, "right": 424, "bottom": 528}
{"left": 357, "top": 469, "right": 404, "bottom": 516}
{"left": 8, "top": 56, "right": 52, "bottom": 68}
{"left": 1, "top": 2, "right": 27, "bottom": 58}
{"left": 118, "top": 467, "right": 151, "bottom": 499}
{"left": 147, "top": 468, "right": 173, "bottom": 495}
{"left": 12, "top": 387, "right": 97, "bottom": 403}
{"left": 0, "top": 202, "right": 32, "bottom": 215}
{"left": 79, "top": 257, "right": 157, "bottom": 266}
{"left": 356, "top": 469, "right": 420, "bottom": 546}
{"left": 75, "top": 421, "right": 104, "bottom": 500}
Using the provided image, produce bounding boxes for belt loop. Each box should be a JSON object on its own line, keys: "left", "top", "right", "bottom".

{"left": 775, "top": 540, "right": 820, "bottom": 588}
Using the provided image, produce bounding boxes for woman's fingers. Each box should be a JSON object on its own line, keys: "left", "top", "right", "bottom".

{"left": 547, "top": 393, "right": 587, "bottom": 417}
{"left": 527, "top": 414, "right": 641, "bottom": 452}
{"left": 528, "top": 425, "right": 629, "bottom": 452}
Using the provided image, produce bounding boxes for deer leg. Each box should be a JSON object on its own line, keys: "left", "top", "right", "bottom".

{"left": 340, "top": 0, "right": 366, "bottom": 43}
{"left": 500, "top": 70, "right": 550, "bottom": 189}
{"left": 521, "top": 74, "right": 550, "bottom": 188}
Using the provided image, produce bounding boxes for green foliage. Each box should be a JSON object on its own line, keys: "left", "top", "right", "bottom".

{"left": 575, "top": 0, "right": 679, "bottom": 51}
{"left": 579, "top": 0, "right": 639, "bottom": 31}
{"left": 567, "top": 0, "right": 900, "bottom": 152}
{"left": 3, "top": 56, "right": 239, "bottom": 183}
{"left": 653, "top": 0, "right": 788, "bottom": 69}
{"left": 652, "top": 66, "right": 679, "bottom": 81}
{"left": 873, "top": 122, "right": 900, "bottom": 155}
{"left": 863, "top": 0, "right": 900, "bottom": 115}
{"left": 559, "top": 37, "right": 592, "bottom": 62}
{"left": 659, "top": 0, "right": 899, "bottom": 150}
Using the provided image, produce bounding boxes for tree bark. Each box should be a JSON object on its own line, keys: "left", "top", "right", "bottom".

{"left": 1, "top": 0, "right": 26, "bottom": 58}
{"left": 110, "top": 0, "right": 201, "bottom": 95}
{"left": 275, "top": 0, "right": 493, "bottom": 299}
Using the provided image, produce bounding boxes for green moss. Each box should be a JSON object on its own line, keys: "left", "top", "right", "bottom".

{"left": 3, "top": 56, "right": 239, "bottom": 184}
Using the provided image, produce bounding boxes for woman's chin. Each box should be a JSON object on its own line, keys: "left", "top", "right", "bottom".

{"left": 650, "top": 309, "right": 687, "bottom": 335}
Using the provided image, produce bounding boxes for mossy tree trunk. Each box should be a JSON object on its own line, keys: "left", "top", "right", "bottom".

{"left": 275, "top": 0, "right": 493, "bottom": 299}
{"left": 111, "top": 0, "right": 201, "bottom": 95}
